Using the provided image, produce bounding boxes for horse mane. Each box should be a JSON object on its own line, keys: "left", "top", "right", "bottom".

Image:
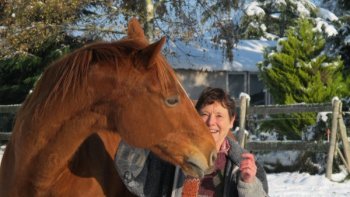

{"left": 20, "top": 38, "right": 178, "bottom": 121}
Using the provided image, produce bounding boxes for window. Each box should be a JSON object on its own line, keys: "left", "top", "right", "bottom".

{"left": 249, "top": 74, "right": 265, "bottom": 105}
{"left": 228, "top": 74, "right": 246, "bottom": 100}
{"left": 229, "top": 73, "right": 270, "bottom": 105}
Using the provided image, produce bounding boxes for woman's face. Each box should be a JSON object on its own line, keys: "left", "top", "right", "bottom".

{"left": 199, "top": 101, "right": 234, "bottom": 151}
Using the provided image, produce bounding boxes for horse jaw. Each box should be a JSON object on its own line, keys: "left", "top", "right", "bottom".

{"left": 149, "top": 132, "right": 217, "bottom": 178}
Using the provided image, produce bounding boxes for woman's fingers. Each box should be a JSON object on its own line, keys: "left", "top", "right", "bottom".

{"left": 240, "top": 153, "right": 257, "bottom": 183}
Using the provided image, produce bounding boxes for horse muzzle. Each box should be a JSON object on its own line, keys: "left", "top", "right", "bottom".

{"left": 183, "top": 149, "right": 217, "bottom": 178}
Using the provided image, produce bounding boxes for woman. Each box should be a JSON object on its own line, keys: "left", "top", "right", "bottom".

{"left": 115, "top": 87, "right": 268, "bottom": 197}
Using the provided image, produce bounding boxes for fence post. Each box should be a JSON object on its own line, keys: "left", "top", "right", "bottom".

{"left": 326, "top": 99, "right": 340, "bottom": 179}
{"left": 338, "top": 102, "right": 350, "bottom": 173}
{"left": 238, "top": 94, "right": 249, "bottom": 148}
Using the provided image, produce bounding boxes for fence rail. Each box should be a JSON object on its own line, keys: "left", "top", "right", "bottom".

{"left": 246, "top": 141, "right": 329, "bottom": 152}
{"left": 0, "top": 104, "right": 21, "bottom": 113}
{"left": 248, "top": 102, "right": 333, "bottom": 115}
{"left": 0, "top": 103, "right": 336, "bottom": 114}
{"left": 0, "top": 132, "right": 11, "bottom": 141}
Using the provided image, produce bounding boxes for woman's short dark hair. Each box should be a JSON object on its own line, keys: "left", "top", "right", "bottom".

{"left": 195, "top": 87, "right": 236, "bottom": 119}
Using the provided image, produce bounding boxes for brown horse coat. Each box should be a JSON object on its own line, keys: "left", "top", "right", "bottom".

{"left": 0, "top": 18, "right": 217, "bottom": 197}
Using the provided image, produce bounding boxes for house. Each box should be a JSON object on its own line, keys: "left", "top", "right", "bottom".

{"left": 165, "top": 38, "right": 277, "bottom": 105}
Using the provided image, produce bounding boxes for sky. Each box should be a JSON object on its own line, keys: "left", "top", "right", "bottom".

{"left": 1, "top": 144, "right": 349, "bottom": 196}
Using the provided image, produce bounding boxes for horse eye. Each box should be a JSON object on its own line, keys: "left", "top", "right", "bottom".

{"left": 165, "top": 95, "right": 180, "bottom": 107}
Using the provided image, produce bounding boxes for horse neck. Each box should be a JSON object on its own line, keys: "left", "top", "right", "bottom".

{"left": 14, "top": 94, "right": 94, "bottom": 166}
{"left": 18, "top": 104, "right": 108, "bottom": 194}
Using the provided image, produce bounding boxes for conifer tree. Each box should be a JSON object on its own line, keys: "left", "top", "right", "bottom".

{"left": 321, "top": 0, "right": 350, "bottom": 73}
{"left": 0, "top": 37, "right": 87, "bottom": 104}
{"left": 257, "top": 19, "right": 348, "bottom": 139}
{"left": 239, "top": 0, "right": 317, "bottom": 39}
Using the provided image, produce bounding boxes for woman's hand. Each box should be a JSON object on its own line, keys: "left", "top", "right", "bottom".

{"left": 239, "top": 153, "right": 257, "bottom": 183}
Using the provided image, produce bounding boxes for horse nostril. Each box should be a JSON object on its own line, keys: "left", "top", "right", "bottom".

{"left": 209, "top": 150, "right": 217, "bottom": 166}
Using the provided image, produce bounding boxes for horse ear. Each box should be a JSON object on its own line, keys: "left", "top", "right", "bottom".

{"left": 136, "top": 37, "right": 166, "bottom": 69}
{"left": 127, "top": 17, "right": 147, "bottom": 42}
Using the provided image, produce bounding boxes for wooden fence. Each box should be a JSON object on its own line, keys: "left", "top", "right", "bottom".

{"left": 237, "top": 95, "right": 350, "bottom": 180}
{"left": 0, "top": 102, "right": 338, "bottom": 145}
{"left": 235, "top": 98, "right": 333, "bottom": 152}
{"left": 0, "top": 101, "right": 336, "bottom": 149}
{"left": 1, "top": 98, "right": 349, "bottom": 180}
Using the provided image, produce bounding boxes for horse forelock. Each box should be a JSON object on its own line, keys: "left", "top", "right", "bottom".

{"left": 154, "top": 56, "right": 179, "bottom": 94}
{"left": 113, "top": 39, "right": 180, "bottom": 95}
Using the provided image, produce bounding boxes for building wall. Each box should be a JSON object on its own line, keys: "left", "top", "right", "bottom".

{"left": 175, "top": 69, "right": 227, "bottom": 99}
{"left": 175, "top": 69, "right": 272, "bottom": 105}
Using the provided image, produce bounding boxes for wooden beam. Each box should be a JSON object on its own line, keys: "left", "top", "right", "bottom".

{"left": 338, "top": 109, "right": 350, "bottom": 172}
{"left": 336, "top": 147, "right": 350, "bottom": 172}
{"left": 0, "top": 132, "right": 11, "bottom": 141}
{"left": 248, "top": 103, "right": 333, "bottom": 115}
{"left": 245, "top": 141, "right": 329, "bottom": 152}
{"left": 326, "top": 99, "right": 340, "bottom": 179}
{"left": 238, "top": 95, "right": 248, "bottom": 148}
{"left": 0, "top": 104, "right": 21, "bottom": 113}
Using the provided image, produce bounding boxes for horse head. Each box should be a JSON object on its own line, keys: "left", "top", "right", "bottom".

{"left": 86, "top": 18, "right": 217, "bottom": 177}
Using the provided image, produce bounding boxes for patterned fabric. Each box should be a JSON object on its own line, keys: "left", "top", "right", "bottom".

{"left": 182, "top": 139, "right": 231, "bottom": 197}
{"left": 197, "top": 152, "right": 226, "bottom": 196}
{"left": 218, "top": 138, "right": 230, "bottom": 155}
{"left": 181, "top": 177, "right": 200, "bottom": 197}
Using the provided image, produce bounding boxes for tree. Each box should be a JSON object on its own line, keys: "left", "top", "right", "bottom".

{"left": 257, "top": 19, "right": 349, "bottom": 139}
{"left": 197, "top": 0, "right": 243, "bottom": 61}
{"left": 3, "top": 0, "right": 341, "bottom": 105}
{"left": 0, "top": 1, "right": 100, "bottom": 104}
{"left": 321, "top": 0, "right": 350, "bottom": 73}
{"left": 0, "top": 35, "right": 92, "bottom": 104}
{"left": 321, "top": 0, "right": 350, "bottom": 16}
{"left": 0, "top": 0, "right": 100, "bottom": 57}
{"left": 239, "top": 0, "right": 318, "bottom": 39}
{"left": 1, "top": 0, "right": 209, "bottom": 104}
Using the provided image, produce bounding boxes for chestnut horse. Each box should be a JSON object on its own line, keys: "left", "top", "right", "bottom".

{"left": 0, "top": 18, "right": 217, "bottom": 196}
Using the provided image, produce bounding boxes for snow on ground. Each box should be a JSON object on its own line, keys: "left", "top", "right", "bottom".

{"left": 268, "top": 171, "right": 350, "bottom": 197}
{"left": 1, "top": 144, "right": 350, "bottom": 196}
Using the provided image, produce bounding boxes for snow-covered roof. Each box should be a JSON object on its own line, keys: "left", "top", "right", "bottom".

{"left": 166, "top": 39, "right": 276, "bottom": 72}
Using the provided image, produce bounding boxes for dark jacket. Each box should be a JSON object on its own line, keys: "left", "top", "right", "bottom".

{"left": 115, "top": 137, "right": 268, "bottom": 197}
